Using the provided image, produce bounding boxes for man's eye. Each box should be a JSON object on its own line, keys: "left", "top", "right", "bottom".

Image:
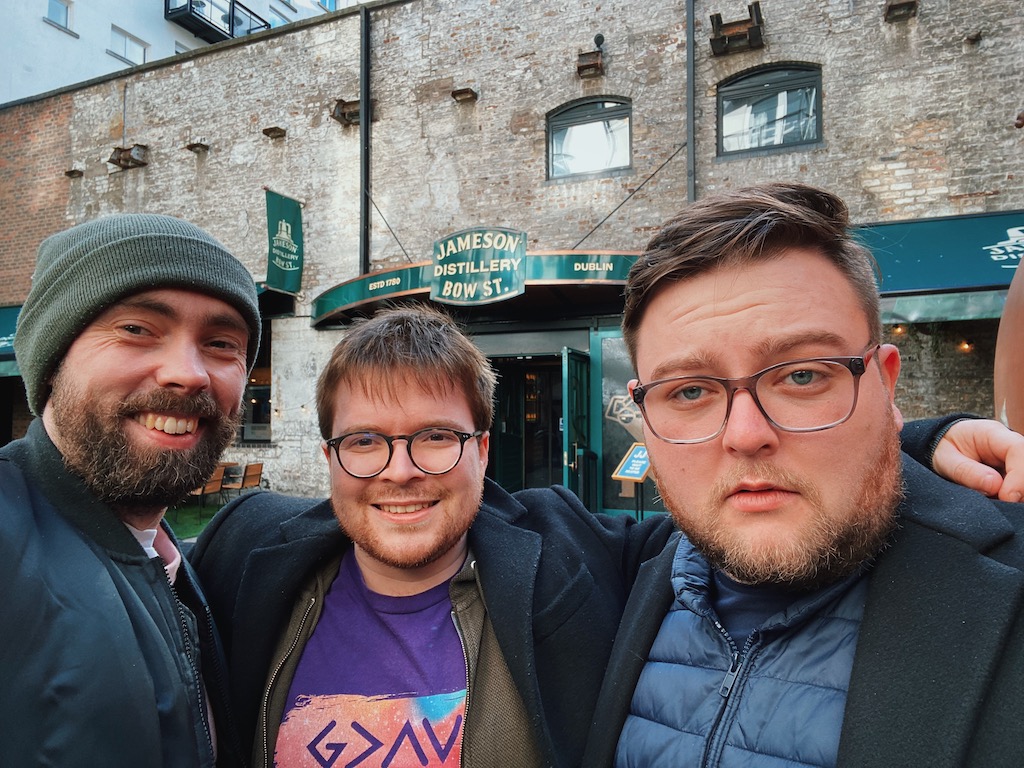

{"left": 210, "top": 339, "right": 242, "bottom": 351}
{"left": 121, "top": 324, "right": 148, "bottom": 335}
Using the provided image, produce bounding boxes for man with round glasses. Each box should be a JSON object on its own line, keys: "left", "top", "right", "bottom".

{"left": 585, "top": 183, "right": 1024, "bottom": 767}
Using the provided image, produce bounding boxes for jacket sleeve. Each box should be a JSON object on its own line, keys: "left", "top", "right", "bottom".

{"left": 900, "top": 413, "right": 978, "bottom": 470}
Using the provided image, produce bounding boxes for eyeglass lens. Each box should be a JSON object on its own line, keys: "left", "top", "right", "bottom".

{"left": 641, "top": 358, "right": 859, "bottom": 442}
{"left": 334, "top": 428, "right": 470, "bottom": 477}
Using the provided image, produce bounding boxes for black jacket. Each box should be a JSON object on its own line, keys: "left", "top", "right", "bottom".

{"left": 0, "top": 419, "right": 243, "bottom": 768}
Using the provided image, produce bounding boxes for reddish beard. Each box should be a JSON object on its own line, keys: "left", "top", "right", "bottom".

{"left": 657, "top": 422, "right": 904, "bottom": 591}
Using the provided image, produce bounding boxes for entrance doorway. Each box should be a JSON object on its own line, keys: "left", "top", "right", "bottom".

{"left": 488, "top": 349, "right": 594, "bottom": 506}
{"left": 490, "top": 357, "right": 562, "bottom": 492}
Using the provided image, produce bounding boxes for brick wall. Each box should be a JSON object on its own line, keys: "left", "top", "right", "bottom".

{"left": 0, "top": 95, "right": 74, "bottom": 305}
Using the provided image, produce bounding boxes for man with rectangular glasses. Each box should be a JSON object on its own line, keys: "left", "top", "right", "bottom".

{"left": 584, "top": 182, "right": 1024, "bottom": 767}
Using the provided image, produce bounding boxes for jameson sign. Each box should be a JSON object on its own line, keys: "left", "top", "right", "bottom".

{"left": 431, "top": 228, "right": 527, "bottom": 305}
{"left": 265, "top": 190, "right": 304, "bottom": 294}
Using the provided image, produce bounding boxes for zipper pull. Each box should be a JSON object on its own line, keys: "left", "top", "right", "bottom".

{"left": 720, "top": 657, "right": 740, "bottom": 698}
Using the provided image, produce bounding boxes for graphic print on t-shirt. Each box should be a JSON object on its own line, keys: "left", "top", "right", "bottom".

{"left": 276, "top": 551, "right": 469, "bottom": 767}
{"left": 276, "top": 689, "right": 465, "bottom": 767}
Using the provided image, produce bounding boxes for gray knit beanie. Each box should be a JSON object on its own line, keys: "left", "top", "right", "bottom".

{"left": 15, "top": 213, "right": 262, "bottom": 415}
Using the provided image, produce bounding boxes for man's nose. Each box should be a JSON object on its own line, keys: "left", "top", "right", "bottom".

{"left": 154, "top": 339, "right": 211, "bottom": 392}
{"left": 376, "top": 439, "right": 426, "bottom": 482}
{"left": 720, "top": 388, "right": 779, "bottom": 456}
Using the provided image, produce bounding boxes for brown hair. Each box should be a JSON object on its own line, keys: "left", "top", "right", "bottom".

{"left": 622, "top": 183, "right": 882, "bottom": 367}
{"left": 316, "top": 304, "right": 497, "bottom": 439}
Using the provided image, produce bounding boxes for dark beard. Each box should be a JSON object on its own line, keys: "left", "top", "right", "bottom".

{"left": 50, "top": 372, "right": 241, "bottom": 520}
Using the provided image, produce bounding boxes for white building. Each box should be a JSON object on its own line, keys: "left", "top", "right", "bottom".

{"left": 1, "top": 0, "right": 356, "bottom": 104}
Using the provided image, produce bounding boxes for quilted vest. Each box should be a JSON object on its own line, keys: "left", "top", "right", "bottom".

{"left": 615, "top": 539, "right": 870, "bottom": 768}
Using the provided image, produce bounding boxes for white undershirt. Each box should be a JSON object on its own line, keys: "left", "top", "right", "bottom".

{"left": 125, "top": 523, "right": 182, "bottom": 583}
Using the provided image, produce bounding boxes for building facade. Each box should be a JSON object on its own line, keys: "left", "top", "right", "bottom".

{"left": 1, "top": 0, "right": 1021, "bottom": 513}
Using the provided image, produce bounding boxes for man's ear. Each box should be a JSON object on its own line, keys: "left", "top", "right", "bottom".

{"left": 876, "top": 344, "right": 903, "bottom": 428}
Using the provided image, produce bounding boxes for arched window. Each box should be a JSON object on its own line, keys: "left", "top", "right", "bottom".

{"left": 547, "top": 98, "right": 632, "bottom": 179}
{"left": 718, "top": 65, "right": 821, "bottom": 155}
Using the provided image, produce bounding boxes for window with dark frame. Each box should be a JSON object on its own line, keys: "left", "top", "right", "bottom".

{"left": 718, "top": 65, "right": 822, "bottom": 156}
{"left": 547, "top": 98, "right": 632, "bottom": 179}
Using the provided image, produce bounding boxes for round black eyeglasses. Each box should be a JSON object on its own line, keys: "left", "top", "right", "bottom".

{"left": 326, "top": 427, "right": 484, "bottom": 478}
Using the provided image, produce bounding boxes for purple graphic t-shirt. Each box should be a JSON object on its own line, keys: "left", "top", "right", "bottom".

{"left": 276, "top": 550, "right": 467, "bottom": 767}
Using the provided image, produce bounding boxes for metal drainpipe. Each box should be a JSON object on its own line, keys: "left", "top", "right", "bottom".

{"left": 359, "top": 5, "right": 371, "bottom": 275}
{"left": 686, "top": 0, "right": 696, "bottom": 201}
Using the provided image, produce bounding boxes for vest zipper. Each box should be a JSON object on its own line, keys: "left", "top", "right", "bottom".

{"left": 261, "top": 595, "right": 317, "bottom": 768}
{"left": 705, "top": 621, "right": 761, "bottom": 767}
{"left": 719, "top": 655, "right": 741, "bottom": 698}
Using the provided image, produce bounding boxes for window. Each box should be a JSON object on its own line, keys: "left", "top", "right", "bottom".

{"left": 240, "top": 325, "right": 272, "bottom": 442}
{"left": 548, "top": 98, "right": 631, "bottom": 179}
{"left": 109, "top": 27, "right": 148, "bottom": 66}
{"left": 320, "top": 0, "right": 338, "bottom": 10}
{"left": 718, "top": 65, "right": 822, "bottom": 155}
{"left": 174, "top": 41, "right": 191, "bottom": 55}
{"left": 47, "top": 0, "right": 70, "bottom": 28}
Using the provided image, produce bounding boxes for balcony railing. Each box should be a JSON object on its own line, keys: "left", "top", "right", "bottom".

{"left": 165, "top": 0, "right": 270, "bottom": 44}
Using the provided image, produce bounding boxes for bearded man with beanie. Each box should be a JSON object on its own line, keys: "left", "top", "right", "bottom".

{"left": 0, "top": 214, "right": 259, "bottom": 768}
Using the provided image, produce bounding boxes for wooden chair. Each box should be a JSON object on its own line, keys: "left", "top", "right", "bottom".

{"left": 189, "top": 464, "right": 226, "bottom": 512}
{"left": 222, "top": 462, "right": 263, "bottom": 497}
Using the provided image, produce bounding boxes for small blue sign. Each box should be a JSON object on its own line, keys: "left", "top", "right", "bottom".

{"left": 612, "top": 442, "right": 650, "bottom": 482}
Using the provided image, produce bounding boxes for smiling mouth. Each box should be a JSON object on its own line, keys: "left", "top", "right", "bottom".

{"left": 376, "top": 501, "right": 435, "bottom": 515}
{"left": 134, "top": 412, "right": 199, "bottom": 435}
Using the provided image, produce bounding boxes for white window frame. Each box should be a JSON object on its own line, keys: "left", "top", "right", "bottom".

{"left": 109, "top": 26, "right": 148, "bottom": 66}
{"left": 46, "top": 0, "right": 71, "bottom": 29}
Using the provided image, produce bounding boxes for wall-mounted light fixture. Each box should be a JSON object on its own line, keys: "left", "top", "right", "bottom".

{"left": 64, "top": 164, "right": 84, "bottom": 178}
{"left": 883, "top": 0, "right": 918, "bottom": 22}
{"left": 891, "top": 324, "right": 907, "bottom": 336}
{"left": 577, "top": 34, "right": 605, "bottom": 78}
{"left": 185, "top": 139, "right": 210, "bottom": 152}
{"left": 262, "top": 126, "right": 286, "bottom": 139}
{"left": 957, "top": 339, "right": 975, "bottom": 354}
{"left": 108, "top": 144, "right": 148, "bottom": 169}
{"left": 451, "top": 87, "right": 479, "bottom": 103}
{"left": 709, "top": 2, "right": 764, "bottom": 56}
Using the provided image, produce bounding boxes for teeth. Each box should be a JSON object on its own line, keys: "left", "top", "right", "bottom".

{"left": 135, "top": 413, "right": 198, "bottom": 435}
{"left": 379, "top": 502, "right": 432, "bottom": 514}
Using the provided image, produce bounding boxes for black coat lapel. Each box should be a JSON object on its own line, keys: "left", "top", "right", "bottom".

{"left": 838, "top": 462, "right": 1024, "bottom": 767}
{"left": 583, "top": 536, "right": 678, "bottom": 767}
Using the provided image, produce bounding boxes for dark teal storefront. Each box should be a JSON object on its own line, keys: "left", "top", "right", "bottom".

{"left": 311, "top": 212, "right": 1024, "bottom": 516}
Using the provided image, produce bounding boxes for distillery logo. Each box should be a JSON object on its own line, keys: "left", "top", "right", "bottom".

{"left": 983, "top": 225, "right": 1024, "bottom": 269}
{"left": 272, "top": 219, "right": 300, "bottom": 266}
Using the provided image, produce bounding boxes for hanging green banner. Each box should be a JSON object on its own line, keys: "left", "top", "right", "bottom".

{"left": 265, "top": 189, "right": 304, "bottom": 294}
